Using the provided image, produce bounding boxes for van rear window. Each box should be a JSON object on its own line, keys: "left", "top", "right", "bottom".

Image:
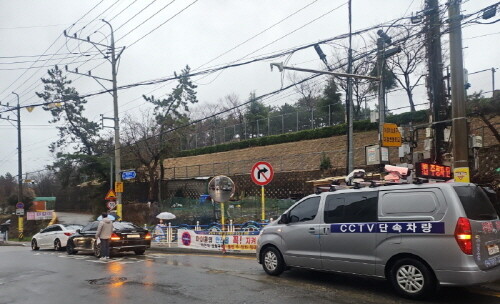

{"left": 453, "top": 186, "right": 498, "bottom": 220}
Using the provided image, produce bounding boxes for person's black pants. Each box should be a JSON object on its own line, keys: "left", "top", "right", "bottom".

{"left": 100, "top": 239, "right": 110, "bottom": 258}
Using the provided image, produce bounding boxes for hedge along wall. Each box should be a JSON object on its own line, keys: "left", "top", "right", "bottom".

{"left": 177, "top": 110, "right": 428, "bottom": 157}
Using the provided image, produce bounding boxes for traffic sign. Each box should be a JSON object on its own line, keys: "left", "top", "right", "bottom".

{"left": 382, "top": 123, "right": 402, "bottom": 147}
{"left": 115, "top": 182, "right": 124, "bottom": 193}
{"left": 107, "top": 200, "right": 117, "bottom": 210}
{"left": 16, "top": 209, "right": 24, "bottom": 216}
{"left": 105, "top": 189, "right": 117, "bottom": 200}
{"left": 121, "top": 170, "right": 137, "bottom": 180}
{"left": 15, "top": 202, "right": 24, "bottom": 209}
{"left": 251, "top": 161, "right": 274, "bottom": 186}
{"left": 454, "top": 167, "right": 470, "bottom": 183}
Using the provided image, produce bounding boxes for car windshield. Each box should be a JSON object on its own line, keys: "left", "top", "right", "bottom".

{"left": 113, "top": 222, "right": 143, "bottom": 231}
{"left": 63, "top": 225, "right": 83, "bottom": 230}
{"left": 454, "top": 185, "right": 499, "bottom": 220}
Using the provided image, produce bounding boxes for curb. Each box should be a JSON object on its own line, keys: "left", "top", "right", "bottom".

{"left": 149, "top": 245, "right": 255, "bottom": 257}
{"left": 0, "top": 242, "right": 28, "bottom": 247}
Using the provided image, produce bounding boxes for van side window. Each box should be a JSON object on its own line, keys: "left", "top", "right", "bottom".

{"left": 288, "top": 197, "right": 321, "bottom": 223}
{"left": 324, "top": 191, "right": 378, "bottom": 223}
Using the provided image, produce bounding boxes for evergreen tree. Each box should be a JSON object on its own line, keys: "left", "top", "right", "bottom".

{"left": 244, "top": 92, "right": 270, "bottom": 137}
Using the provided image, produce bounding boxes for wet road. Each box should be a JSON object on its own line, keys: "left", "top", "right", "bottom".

{"left": 0, "top": 246, "right": 498, "bottom": 304}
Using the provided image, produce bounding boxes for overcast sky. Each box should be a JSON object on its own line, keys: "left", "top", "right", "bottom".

{"left": 0, "top": 0, "right": 498, "bottom": 178}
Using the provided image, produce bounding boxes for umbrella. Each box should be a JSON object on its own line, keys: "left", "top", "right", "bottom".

{"left": 156, "top": 212, "right": 176, "bottom": 220}
{"left": 97, "top": 214, "right": 116, "bottom": 221}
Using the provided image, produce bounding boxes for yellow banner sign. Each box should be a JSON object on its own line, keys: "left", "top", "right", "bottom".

{"left": 382, "top": 123, "right": 402, "bottom": 147}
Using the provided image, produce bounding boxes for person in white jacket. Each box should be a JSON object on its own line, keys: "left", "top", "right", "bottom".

{"left": 96, "top": 213, "right": 113, "bottom": 259}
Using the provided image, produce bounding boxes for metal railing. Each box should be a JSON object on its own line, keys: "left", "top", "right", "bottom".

{"left": 179, "top": 104, "right": 347, "bottom": 151}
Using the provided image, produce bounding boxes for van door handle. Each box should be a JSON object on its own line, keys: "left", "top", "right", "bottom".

{"left": 308, "top": 227, "right": 316, "bottom": 234}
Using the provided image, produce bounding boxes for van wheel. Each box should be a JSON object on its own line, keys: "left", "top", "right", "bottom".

{"left": 261, "top": 247, "right": 285, "bottom": 276}
{"left": 389, "top": 258, "right": 437, "bottom": 300}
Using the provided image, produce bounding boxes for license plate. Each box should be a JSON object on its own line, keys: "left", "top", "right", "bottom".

{"left": 127, "top": 234, "right": 140, "bottom": 239}
{"left": 487, "top": 244, "right": 499, "bottom": 256}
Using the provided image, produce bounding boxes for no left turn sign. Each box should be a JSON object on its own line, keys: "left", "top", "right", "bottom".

{"left": 251, "top": 161, "right": 274, "bottom": 186}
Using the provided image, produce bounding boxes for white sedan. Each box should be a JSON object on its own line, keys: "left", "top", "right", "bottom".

{"left": 31, "top": 224, "right": 83, "bottom": 251}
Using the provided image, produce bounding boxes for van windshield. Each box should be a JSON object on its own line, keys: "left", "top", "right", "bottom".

{"left": 453, "top": 185, "right": 498, "bottom": 220}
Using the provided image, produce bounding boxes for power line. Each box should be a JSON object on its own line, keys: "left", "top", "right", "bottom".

{"left": 127, "top": 0, "right": 200, "bottom": 49}
{"left": 0, "top": 0, "right": 106, "bottom": 102}
{"left": 116, "top": 0, "right": 177, "bottom": 43}
{"left": 195, "top": 0, "right": 322, "bottom": 71}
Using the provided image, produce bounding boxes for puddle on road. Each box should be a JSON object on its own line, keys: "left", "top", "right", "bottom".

{"left": 87, "top": 276, "right": 128, "bottom": 286}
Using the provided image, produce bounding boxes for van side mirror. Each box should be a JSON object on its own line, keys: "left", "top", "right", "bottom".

{"left": 280, "top": 213, "right": 290, "bottom": 224}
{"left": 76, "top": 229, "right": 81, "bottom": 234}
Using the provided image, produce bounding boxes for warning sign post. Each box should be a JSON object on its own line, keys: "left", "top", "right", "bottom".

{"left": 251, "top": 162, "right": 274, "bottom": 221}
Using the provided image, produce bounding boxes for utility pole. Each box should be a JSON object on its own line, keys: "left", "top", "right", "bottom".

{"left": 492, "top": 67, "right": 496, "bottom": 93}
{"left": 425, "top": 0, "right": 447, "bottom": 163}
{"left": 0, "top": 97, "right": 23, "bottom": 238}
{"left": 377, "top": 37, "right": 386, "bottom": 167}
{"left": 14, "top": 92, "right": 23, "bottom": 240}
{"left": 346, "top": 0, "right": 354, "bottom": 174}
{"left": 64, "top": 19, "right": 125, "bottom": 218}
{"left": 448, "top": 0, "right": 470, "bottom": 180}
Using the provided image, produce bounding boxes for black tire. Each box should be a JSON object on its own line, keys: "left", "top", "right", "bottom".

{"left": 66, "top": 241, "right": 77, "bottom": 255}
{"left": 389, "top": 258, "right": 437, "bottom": 300}
{"left": 94, "top": 242, "right": 101, "bottom": 258}
{"left": 261, "top": 246, "right": 285, "bottom": 276}
{"left": 31, "top": 239, "right": 39, "bottom": 251}
{"left": 134, "top": 249, "right": 145, "bottom": 255}
{"left": 54, "top": 239, "right": 62, "bottom": 251}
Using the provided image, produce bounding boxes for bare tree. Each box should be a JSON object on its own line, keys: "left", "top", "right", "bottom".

{"left": 330, "top": 46, "right": 374, "bottom": 119}
{"left": 388, "top": 26, "right": 426, "bottom": 112}
{"left": 122, "top": 111, "right": 163, "bottom": 201}
{"left": 289, "top": 73, "right": 322, "bottom": 111}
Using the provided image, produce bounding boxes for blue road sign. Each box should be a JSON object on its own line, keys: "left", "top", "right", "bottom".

{"left": 121, "top": 170, "right": 137, "bottom": 180}
{"left": 15, "top": 202, "right": 24, "bottom": 209}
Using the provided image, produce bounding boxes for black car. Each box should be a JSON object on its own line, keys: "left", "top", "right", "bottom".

{"left": 66, "top": 221, "right": 151, "bottom": 257}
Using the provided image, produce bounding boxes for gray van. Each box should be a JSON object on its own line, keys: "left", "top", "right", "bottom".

{"left": 256, "top": 182, "right": 500, "bottom": 299}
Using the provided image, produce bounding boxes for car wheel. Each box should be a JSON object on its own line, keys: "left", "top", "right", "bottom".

{"left": 134, "top": 249, "right": 145, "bottom": 255}
{"left": 261, "top": 247, "right": 285, "bottom": 276}
{"left": 31, "top": 239, "right": 39, "bottom": 251}
{"left": 54, "top": 239, "right": 62, "bottom": 251}
{"left": 94, "top": 242, "right": 101, "bottom": 258}
{"left": 389, "top": 258, "right": 437, "bottom": 300}
{"left": 66, "top": 241, "right": 78, "bottom": 255}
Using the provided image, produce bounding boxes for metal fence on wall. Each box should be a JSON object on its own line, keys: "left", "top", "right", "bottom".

{"left": 179, "top": 104, "right": 346, "bottom": 151}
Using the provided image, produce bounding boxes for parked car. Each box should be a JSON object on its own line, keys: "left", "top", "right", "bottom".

{"left": 66, "top": 221, "right": 151, "bottom": 257}
{"left": 31, "top": 224, "right": 83, "bottom": 251}
{"left": 257, "top": 182, "right": 500, "bottom": 299}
